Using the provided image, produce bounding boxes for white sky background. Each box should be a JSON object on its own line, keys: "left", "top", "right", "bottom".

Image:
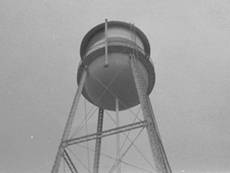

{"left": 1, "top": 0, "right": 230, "bottom": 172}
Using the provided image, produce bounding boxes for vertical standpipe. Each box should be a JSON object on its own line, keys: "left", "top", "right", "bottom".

{"left": 115, "top": 98, "right": 121, "bottom": 173}
{"left": 130, "top": 56, "right": 172, "bottom": 173}
{"left": 104, "top": 19, "right": 108, "bottom": 67}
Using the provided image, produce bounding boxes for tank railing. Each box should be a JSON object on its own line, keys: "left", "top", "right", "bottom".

{"left": 62, "top": 120, "right": 147, "bottom": 147}
{"left": 88, "top": 37, "right": 144, "bottom": 52}
{"left": 83, "top": 37, "right": 146, "bottom": 58}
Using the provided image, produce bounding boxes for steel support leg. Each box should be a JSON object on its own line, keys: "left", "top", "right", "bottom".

{"left": 93, "top": 108, "right": 104, "bottom": 173}
{"left": 51, "top": 67, "right": 87, "bottom": 173}
{"left": 130, "top": 56, "right": 172, "bottom": 173}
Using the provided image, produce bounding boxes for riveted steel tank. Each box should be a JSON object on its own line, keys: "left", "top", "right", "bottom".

{"left": 77, "top": 21, "right": 155, "bottom": 111}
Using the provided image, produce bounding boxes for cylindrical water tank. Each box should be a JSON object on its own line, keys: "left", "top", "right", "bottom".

{"left": 77, "top": 21, "right": 155, "bottom": 110}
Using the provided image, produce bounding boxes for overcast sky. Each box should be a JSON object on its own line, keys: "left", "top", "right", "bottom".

{"left": 1, "top": 0, "right": 230, "bottom": 173}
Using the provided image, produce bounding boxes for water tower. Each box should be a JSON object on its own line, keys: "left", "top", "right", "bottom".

{"left": 51, "top": 20, "right": 172, "bottom": 173}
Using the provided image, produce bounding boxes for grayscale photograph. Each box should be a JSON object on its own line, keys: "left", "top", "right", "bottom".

{"left": 0, "top": 0, "right": 230, "bottom": 173}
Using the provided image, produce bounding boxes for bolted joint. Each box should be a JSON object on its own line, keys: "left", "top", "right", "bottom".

{"left": 61, "top": 141, "right": 68, "bottom": 149}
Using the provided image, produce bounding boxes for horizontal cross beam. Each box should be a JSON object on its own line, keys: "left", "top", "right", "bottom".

{"left": 63, "top": 121, "right": 147, "bottom": 147}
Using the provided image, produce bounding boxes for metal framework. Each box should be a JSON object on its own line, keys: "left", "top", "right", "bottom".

{"left": 51, "top": 63, "right": 148, "bottom": 172}
{"left": 51, "top": 60, "right": 171, "bottom": 173}
{"left": 52, "top": 104, "right": 147, "bottom": 173}
{"left": 51, "top": 21, "right": 172, "bottom": 173}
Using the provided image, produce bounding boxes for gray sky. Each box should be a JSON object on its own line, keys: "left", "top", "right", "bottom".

{"left": 1, "top": 0, "right": 230, "bottom": 172}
